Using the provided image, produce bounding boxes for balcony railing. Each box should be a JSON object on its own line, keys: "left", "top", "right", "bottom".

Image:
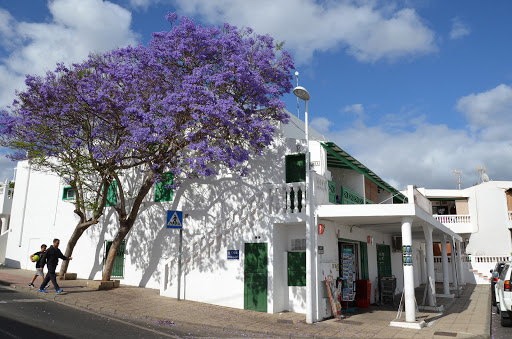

{"left": 338, "top": 186, "right": 375, "bottom": 205}
{"left": 433, "top": 214, "right": 470, "bottom": 224}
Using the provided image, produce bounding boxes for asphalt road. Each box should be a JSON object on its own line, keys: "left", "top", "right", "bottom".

{"left": 0, "top": 285, "right": 241, "bottom": 338}
{"left": 491, "top": 304, "right": 512, "bottom": 339}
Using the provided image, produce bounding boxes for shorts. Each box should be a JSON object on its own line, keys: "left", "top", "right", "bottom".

{"left": 35, "top": 268, "right": 44, "bottom": 277}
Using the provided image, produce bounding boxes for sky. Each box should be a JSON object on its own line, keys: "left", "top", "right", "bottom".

{"left": 1, "top": 0, "right": 512, "bottom": 190}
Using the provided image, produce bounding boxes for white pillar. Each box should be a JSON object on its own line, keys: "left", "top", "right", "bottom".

{"left": 422, "top": 225, "right": 436, "bottom": 306}
{"left": 450, "top": 236, "right": 459, "bottom": 293}
{"left": 456, "top": 240, "right": 464, "bottom": 285}
{"left": 401, "top": 217, "right": 416, "bottom": 322}
{"left": 304, "top": 99, "right": 316, "bottom": 324}
{"left": 440, "top": 234, "right": 450, "bottom": 295}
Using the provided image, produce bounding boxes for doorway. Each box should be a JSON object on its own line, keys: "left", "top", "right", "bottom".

{"left": 244, "top": 243, "right": 268, "bottom": 312}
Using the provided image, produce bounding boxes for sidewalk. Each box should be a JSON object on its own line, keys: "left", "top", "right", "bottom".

{"left": 0, "top": 266, "right": 490, "bottom": 338}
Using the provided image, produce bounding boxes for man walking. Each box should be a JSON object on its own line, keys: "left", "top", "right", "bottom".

{"left": 28, "top": 244, "right": 47, "bottom": 287}
{"left": 38, "top": 238, "right": 72, "bottom": 294}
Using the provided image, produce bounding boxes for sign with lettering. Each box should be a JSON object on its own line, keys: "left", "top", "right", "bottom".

{"left": 227, "top": 250, "right": 239, "bottom": 259}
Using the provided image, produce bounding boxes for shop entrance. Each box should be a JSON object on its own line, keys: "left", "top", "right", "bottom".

{"left": 338, "top": 241, "right": 359, "bottom": 302}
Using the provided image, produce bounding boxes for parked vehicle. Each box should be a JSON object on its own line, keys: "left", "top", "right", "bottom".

{"left": 496, "top": 262, "right": 512, "bottom": 327}
{"left": 491, "top": 262, "right": 507, "bottom": 306}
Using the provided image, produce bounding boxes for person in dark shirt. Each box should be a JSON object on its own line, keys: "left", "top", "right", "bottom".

{"left": 38, "top": 238, "right": 72, "bottom": 294}
{"left": 28, "top": 244, "right": 47, "bottom": 287}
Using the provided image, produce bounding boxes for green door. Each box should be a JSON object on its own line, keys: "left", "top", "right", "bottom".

{"left": 103, "top": 240, "right": 126, "bottom": 278}
{"left": 359, "top": 242, "right": 369, "bottom": 280}
{"left": 244, "top": 243, "right": 268, "bottom": 312}
{"left": 376, "top": 244, "right": 392, "bottom": 280}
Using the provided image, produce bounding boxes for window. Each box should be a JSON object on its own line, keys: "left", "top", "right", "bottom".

{"left": 106, "top": 181, "right": 117, "bottom": 207}
{"left": 155, "top": 173, "right": 173, "bottom": 202}
{"left": 62, "top": 187, "right": 76, "bottom": 200}
{"left": 285, "top": 153, "right": 306, "bottom": 183}
{"left": 288, "top": 251, "right": 306, "bottom": 286}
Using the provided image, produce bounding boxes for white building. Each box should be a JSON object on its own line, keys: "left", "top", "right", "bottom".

{"left": 3, "top": 111, "right": 466, "bottom": 326}
{"left": 0, "top": 180, "right": 14, "bottom": 264}
{"left": 423, "top": 181, "right": 512, "bottom": 283}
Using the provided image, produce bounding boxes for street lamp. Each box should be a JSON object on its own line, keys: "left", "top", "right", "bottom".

{"left": 293, "top": 86, "right": 315, "bottom": 324}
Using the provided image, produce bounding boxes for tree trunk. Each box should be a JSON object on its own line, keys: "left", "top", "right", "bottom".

{"left": 102, "top": 171, "right": 156, "bottom": 282}
{"left": 102, "top": 223, "right": 131, "bottom": 281}
{"left": 58, "top": 220, "right": 89, "bottom": 279}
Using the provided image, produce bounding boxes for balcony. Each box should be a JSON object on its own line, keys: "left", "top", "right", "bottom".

{"left": 433, "top": 214, "right": 472, "bottom": 233}
{"left": 328, "top": 184, "right": 374, "bottom": 205}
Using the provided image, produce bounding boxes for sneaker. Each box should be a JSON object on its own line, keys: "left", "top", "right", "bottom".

{"left": 56, "top": 289, "right": 63, "bottom": 294}
{"left": 28, "top": 283, "right": 34, "bottom": 287}
{"left": 38, "top": 289, "right": 48, "bottom": 293}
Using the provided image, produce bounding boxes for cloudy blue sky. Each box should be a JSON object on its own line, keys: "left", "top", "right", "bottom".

{"left": 1, "top": 0, "right": 511, "bottom": 190}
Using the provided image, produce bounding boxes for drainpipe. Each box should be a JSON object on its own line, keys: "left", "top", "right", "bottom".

{"left": 18, "top": 162, "right": 31, "bottom": 247}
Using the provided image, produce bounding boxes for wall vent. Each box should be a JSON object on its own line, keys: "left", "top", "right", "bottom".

{"left": 291, "top": 238, "right": 306, "bottom": 251}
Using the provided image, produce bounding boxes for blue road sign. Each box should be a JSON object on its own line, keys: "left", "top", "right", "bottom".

{"left": 166, "top": 210, "right": 183, "bottom": 229}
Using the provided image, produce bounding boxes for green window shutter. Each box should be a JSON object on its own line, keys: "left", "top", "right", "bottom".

{"left": 155, "top": 173, "right": 173, "bottom": 202}
{"left": 285, "top": 154, "right": 306, "bottom": 183}
{"left": 360, "top": 242, "right": 369, "bottom": 280}
{"left": 288, "top": 251, "right": 306, "bottom": 286}
{"left": 106, "top": 181, "right": 117, "bottom": 207}
{"left": 62, "top": 187, "right": 75, "bottom": 200}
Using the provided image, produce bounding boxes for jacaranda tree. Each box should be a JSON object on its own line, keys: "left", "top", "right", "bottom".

{"left": 0, "top": 13, "right": 294, "bottom": 282}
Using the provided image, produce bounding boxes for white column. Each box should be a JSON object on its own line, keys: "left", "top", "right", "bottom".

{"left": 440, "top": 234, "right": 450, "bottom": 295}
{"left": 450, "top": 236, "right": 459, "bottom": 293}
{"left": 304, "top": 100, "right": 316, "bottom": 324}
{"left": 401, "top": 217, "right": 416, "bottom": 322}
{"left": 456, "top": 240, "right": 464, "bottom": 285}
{"left": 422, "top": 225, "right": 436, "bottom": 306}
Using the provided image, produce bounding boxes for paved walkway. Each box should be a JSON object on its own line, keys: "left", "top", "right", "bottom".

{"left": 0, "top": 266, "right": 490, "bottom": 338}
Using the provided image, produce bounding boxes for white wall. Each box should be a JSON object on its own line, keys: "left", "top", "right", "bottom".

{"left": 425, "top": 182, "right": 512, "bottom": 257}
{"left": 316, "top": 221, "right": 398, "bottom": 305}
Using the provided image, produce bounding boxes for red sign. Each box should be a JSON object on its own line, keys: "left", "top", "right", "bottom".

{"left": 367, "top": 236, "right": 371, "bottom": 244}
{"left": 318, "top": 224, "right": 325, "bottom": 235}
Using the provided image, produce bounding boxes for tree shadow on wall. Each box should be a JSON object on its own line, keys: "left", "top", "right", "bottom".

{"left": 125, "top": 136, "right": 290, "bottom": 292}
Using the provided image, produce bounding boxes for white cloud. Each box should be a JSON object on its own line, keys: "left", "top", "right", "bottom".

{"left": 0, "top": 155, "right": 16, "bottom": 183}
{"left": 0, "top": 0, "right": 139, "bottom": 180}
{"left": 310, "top": 117, "right": 332, "bottom": 134}
{"left": 456, "top": 84, "right": 512, "bottom": 131}
{"left": 320, "top": 84, "right": 512, "bottom": 189}
{"left": 449, "top": 17, "right": 470, "bottom": 40}
{"left": 128, "top": 0, "right": 162, "bottom": 10}
{"left": 169, "top": 0, "right": 437, "bottom": 64}
{"left": 0, "top": 0, "right": 138, "bottom": 108}
{"left": 343, "top": 104, "right": 365, "bottom": 115}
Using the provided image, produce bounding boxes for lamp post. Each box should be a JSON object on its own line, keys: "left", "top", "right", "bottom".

{"left": 293, "top": 86, "right": 315, "bottom": 324}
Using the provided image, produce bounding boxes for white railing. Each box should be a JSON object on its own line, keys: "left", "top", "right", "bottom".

{"left": 267, "top": 182, "right": 306, "bottom": 216}
{"left": 433, "top": 214, "right": 470, "bottom": 224}
{"left": 469, "top": 255, "right": 511, "bottom": 263}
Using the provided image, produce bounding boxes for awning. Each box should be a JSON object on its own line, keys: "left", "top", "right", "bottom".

{"left": 321, "top": 142, "right": 407, "bottom": 202}
{"left": 317, "top": 203, "right": 463, "bottom": 241}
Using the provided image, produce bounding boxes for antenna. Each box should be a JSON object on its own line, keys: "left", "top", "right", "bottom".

{"left": 452, "top": 170, "right": 462, "bottom": 190}
{"left": 295, "top": 71, "right": 299, "bottom": 118}
{"left": 478, "top": 166, "right": 490, "bottom": 183}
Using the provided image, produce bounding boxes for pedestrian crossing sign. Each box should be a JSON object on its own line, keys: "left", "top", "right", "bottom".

{"left": 166, "top": 210, "right": 183, "bottom": 229}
